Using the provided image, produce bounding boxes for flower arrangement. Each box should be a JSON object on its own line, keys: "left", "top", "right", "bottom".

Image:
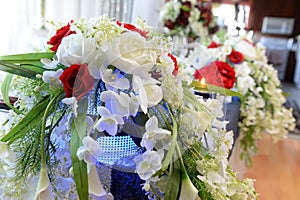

{"left": 0, "top": 16, "right": 257, "bottom": 199}
{"left": 159, "top": 0, "right": 218, "bottom": 40}
{"left": 188, "top": 31, "right": 296, "bottom": 165}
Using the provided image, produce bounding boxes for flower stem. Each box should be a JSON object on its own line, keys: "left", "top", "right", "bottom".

{"left": 175, "top": 142, "right": 188, "bottom": 178}
{"left": 40, "top": 92, "right": 63, "bottom": 168}
{"left": 155, "top": 104, "right": 171, "bottom": 130}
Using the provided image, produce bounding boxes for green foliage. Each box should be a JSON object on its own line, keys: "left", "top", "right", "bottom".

{"left": 161, "top": 112, "right": 178, "bottom": 171}
{"left": 70, "top": 99, "right": 89, "bottom": 200}
{"left": 239, "top": 125, "right": 257, "bottom": 167}
{"left": 13, "top": 126, "right": 42, "bottom": 179}
{"left": 1, "top": 92, "right": 66, "bottom": 181}
{"left": 182, "top": 144, "right": 214, "bottom": 200}
{"left": 1, "top": 73, "right": 23, "bottom": 114}
{"left": 164, "top": 159, "right": 181, "bottom": 200}
{"left": 0, "top": 52, "right": 54, "bottom": 78}
{"left": 190, "top": 80, "right": 243, "bottom": 98}
{"left": 0, "top": 96, "right": 51, "bottom": 144}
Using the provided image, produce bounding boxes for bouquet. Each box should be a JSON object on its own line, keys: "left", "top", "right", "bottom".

{"left": 0, "top": 16, "right": 256, "bottom": 199}
{"left": 188, "top": 31, "right": 296, "bottom": 166}
{"left": 159, "top": 0, "right": 218, "bottom": 40}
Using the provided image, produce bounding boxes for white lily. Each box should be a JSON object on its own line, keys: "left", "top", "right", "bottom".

{"left": 94, "top": 106, "right": 124, "bottom": 136}
{"left": 100, "top": 91, "right": 139, "bottom": 117}
{"left": 132, "top": 75, "right": 163, "bottom": 114}
{"left": 179, "top": 171, "right": 201, "bottom": 200}
{"left": 35, "top": 167, "right": 54, "bottom": 200}
{"left": 87, "top": 165, "right": 107, "bottom": 198}
{"left": 77, "top": 136, "right": 103, "bottom": 165}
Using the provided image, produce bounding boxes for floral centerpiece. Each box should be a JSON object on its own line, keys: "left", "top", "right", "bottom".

{"left": 159, "top": 0, "right": 218, "bottom": 40}
{"left": 188, "top": 31, "right": 296, "bottom": 165}
{"left": 0, "top": 16, "right": 256, "bottom": 199}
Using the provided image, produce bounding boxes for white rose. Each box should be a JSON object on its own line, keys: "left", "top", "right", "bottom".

{"left": 56, "top": 34, "right": 100, "bottom": 67}
{"left": 105, "top": 31, "right": 157, "bottom": 75}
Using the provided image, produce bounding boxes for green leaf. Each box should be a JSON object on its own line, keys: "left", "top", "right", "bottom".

{"left": 0, "top": 52, "right": 54, "bottom": 61}
{"left": 164, "top": 159, "right": 181, "bottom": 200}
{"left": 0, "top": 52, "right": 54, "bottom": 78}
{"left": 0, "top": 61, "right": 41, "bottom": 78}
{"left": 190, "top": 80, "right": 243, "bottom": 98}
{"left": 181, "top": 5, "right": 190, "bottom": 12}
{"left": 282, "top": 91, "right": 290, "bottom": 98}
{"left": 0, "top": 96, "right": 50, "bottom": 144}
{"left": 70, "top": 100, "right": 88, "bottom": 200}
{"left": 1, "top": 73, "right": 22, "bottom": 114}
{"left": 162, "top": 113, "right": 178, "bottom": 170}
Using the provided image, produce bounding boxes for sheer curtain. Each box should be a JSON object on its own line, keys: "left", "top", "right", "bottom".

{"left": 0, "top": 0, "right": 136, "bottom": 54}
{"left": 45, "top": 0, "right": 135, "bottom": 23}
{"left": 0, "top": 0, "right": 165, "bottom": 55}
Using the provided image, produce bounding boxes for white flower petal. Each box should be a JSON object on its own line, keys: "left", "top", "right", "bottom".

{"left": 144, "top": 84, "right": 163, "bottom": 106}
{"left": 100, "top": 91, "right": 129, "bottom": 117}
{"left": 105, "top": 121, "right": 118, "bottom": 136}
{"left": 41, "top": 58, "right": 59, "bottom": 69}
{"left": 88, "top": 165, "right": 107, "bottom": 197}
{"left": 35, "top": 167, "right": 54, "bottom": 200}
{"left": 145, "top": 116, "right": 159, "bottom": 133}
{"left": 97, "top": 106, "right": 112, "bottom": 118}
{"left": 76, "top": 146, "right": 87, "bottom": 161}
{"left": 61, "top": 97, "right": 78, "bottom": 117}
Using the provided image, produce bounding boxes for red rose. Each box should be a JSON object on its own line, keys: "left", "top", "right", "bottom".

{"left": 164, "top": 19, "right": 176, "bottom": 30}
{"left": 47, "top": 23, "right": 76, "bottom": 53}
{"left": 228, "top": 50, "right": 244, "bottom": 64}
{"left": 167, "top": 53, "right": 179, "bottom": 76}
{"left": 194, "top": 61, "right": 236, "bottom": 89}
{"left": 116, "top": 21, "right": 148, "bottom": 37}
{"left": 207, "top": 41, "right": 221, "bottom": 48}
{"left": 59, "top": 64, "right": 94, "bottom": 100}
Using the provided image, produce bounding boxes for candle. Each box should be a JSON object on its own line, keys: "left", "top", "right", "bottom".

{"left": 194, "top": 77, "right": 216, "bottom": 99}
{"left": 199, "top": 77, "right": 207, "bottom": 90}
